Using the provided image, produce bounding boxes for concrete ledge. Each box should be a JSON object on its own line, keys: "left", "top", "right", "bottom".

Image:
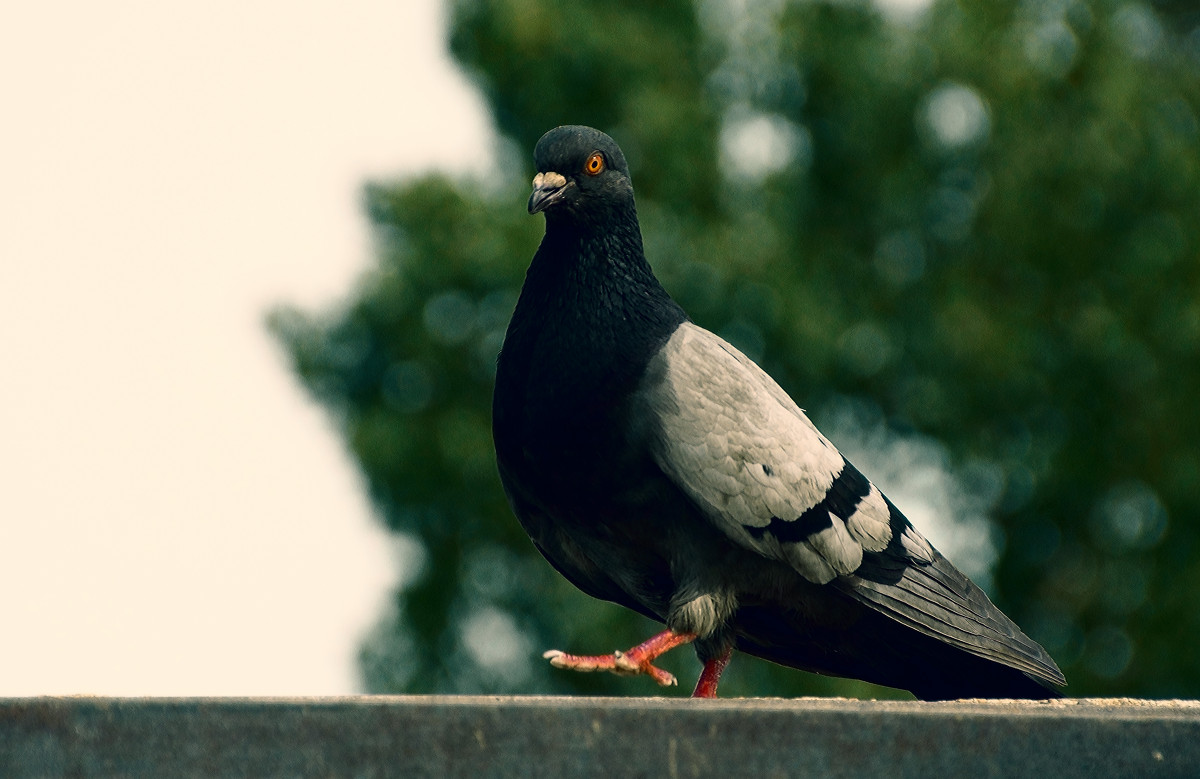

{"left": 1, "top": 696, "right": 1197, "bottom": 777}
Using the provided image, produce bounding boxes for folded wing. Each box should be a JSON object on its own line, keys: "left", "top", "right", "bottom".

{"left": 636, "top": 322, "right": 1065, "bottom": 687}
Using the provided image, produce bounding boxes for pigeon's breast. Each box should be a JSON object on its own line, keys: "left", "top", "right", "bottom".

{"left": 496, "top": 314, "right": 672, "bottom": 502}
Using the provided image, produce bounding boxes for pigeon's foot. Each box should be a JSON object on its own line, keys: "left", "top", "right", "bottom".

{"left": 543, "top": 629, "right": 697, "bottom": 687}
{"left": 691, "top": 648, "right": 732, "bottom": 698}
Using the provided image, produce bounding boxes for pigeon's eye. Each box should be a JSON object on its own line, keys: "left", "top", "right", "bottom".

{"left": 583, "top": 152, "right": 605, "bottom": 176}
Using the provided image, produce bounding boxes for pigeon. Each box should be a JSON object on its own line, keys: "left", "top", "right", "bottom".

{"left": 492, "top": 125, "right": 1066, "bottom": 700}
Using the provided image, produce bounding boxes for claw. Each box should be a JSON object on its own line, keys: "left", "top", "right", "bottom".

{"left": 541, "top": 629, "right": 696, "bottom": 687}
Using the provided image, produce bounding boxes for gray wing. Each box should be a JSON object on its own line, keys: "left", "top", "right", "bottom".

{"left": 637, "top": 322, "right": 1065, "bottom": 686}
{"left": 637, "top": 322, "right": 931, "bottom": 584}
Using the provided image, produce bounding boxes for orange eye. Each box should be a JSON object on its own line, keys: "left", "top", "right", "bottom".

{"left": 584, "top": 152, "right": 605, "bottom": 176}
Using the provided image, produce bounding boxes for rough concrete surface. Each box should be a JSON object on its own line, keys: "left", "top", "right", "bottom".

{"left": 1, "top": 696, "right": 1196, "bottom": 777}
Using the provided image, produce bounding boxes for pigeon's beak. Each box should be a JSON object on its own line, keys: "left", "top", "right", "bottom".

{"left": 528, "top": 171, "right": 571, "bottom": 214}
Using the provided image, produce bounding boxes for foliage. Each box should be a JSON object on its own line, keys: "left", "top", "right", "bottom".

{"left": 270, "top": 0, "right": 1200, "bottom": 697}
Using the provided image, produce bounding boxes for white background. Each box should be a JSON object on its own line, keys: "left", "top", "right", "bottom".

{"left": 0, "top": 0, "right": 491, "bottom": 695}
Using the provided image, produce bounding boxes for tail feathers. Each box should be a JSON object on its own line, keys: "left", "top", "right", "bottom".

{"left": 733, "top": 599, "right": 1065, "bottom": 701}
{"left": 841, "top": 549, "right": 1066, "bottom": 689}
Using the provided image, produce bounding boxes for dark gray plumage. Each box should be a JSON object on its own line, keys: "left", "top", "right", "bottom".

{"left": 491, "top": 125, "right": 1065, "bottom": 699}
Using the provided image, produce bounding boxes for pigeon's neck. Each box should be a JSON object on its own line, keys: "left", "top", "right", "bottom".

{"left": 502, "top": 203, "right": 687, "bottom": 412}
{"left": 528, "top": 204, "right": 684, "bottom": 341}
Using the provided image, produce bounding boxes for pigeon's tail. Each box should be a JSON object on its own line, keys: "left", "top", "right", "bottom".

{"left": 836, "top": 546, "right": 1066, "bottom": 690}
{"left": 910, "top": 661, "right": 1063, "bottom": 701}
{"left": 732, "top": 598, "right": 1064, "bottom": 701}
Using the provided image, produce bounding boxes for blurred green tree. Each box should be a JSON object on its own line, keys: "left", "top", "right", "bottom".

{"left": 270, "top": 0, "right": 1200, "bottom": 698}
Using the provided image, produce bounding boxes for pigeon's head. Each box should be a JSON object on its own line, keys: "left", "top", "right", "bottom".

{"left": 528, "top": 125, "right": 633, "bottom": 220}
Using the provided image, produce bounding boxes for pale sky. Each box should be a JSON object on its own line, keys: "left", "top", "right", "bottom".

{"left": 0, "top": 1, "right": 491, "bottom": 695}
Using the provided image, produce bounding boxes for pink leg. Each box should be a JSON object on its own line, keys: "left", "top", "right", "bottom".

{"left": 691, "top": 648, "right": 732, "bottom": 698}
{"left": 544, "top": 629, "right": 698, "bottom": 687}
